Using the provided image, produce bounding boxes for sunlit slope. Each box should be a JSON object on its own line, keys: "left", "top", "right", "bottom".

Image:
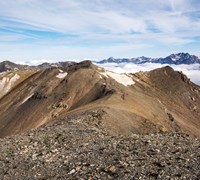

{"left": 0, "top": 61, "right": 199, "bottom": 137}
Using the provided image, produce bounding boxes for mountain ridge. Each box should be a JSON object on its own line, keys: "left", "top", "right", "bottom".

{"left": 0, "top": 61, "right": 199, "bottom": 138}
{"left": 97, "top": 52, "right": 200, "bottom": 65}
{"left": 0, "top": 60, "right": 76, "bottom": 73}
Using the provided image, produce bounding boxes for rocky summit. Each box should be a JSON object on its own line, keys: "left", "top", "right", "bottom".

{"left": 0, "top": 111, "right": 199, "bottom": 179}
{"left": 0, "top": 60, "right": 199, "bottom": 179}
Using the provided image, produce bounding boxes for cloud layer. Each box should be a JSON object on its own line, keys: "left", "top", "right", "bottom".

{"left": 0, "top": 0, "right": 200, "bottom": 61}
{"left": 97, "top": 63, "right": 200, "bottom": 85}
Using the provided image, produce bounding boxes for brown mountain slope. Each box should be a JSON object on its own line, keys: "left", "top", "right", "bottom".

{"left": 0, "top": 61, "right": 199, "bottom": 137}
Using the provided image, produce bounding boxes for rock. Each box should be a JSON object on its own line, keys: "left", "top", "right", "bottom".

{"left": 0, "top": 112, "right": 199, "bottom": 179}
{"left": 107, "top": 165, "right": 116, "bottom": 174}
{"left": 68, "top": 169, "right": 76, "bottom": 175}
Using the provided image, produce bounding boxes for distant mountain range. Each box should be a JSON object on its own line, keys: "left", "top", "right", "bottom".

{"left": 0, "top": 53, "right": 199, "bottom": 73}
{"left": 97, "top": 52, "right": 200, "bottom": 65}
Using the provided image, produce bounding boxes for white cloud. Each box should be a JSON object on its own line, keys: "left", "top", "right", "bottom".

{"left": 0, "top": 1, "right": 199, "bottom": 36}
{"left": 0, "top": 0, "right": 200, "bottom": 60}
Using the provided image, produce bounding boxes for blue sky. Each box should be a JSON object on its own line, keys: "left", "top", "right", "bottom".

{"left": 0, "top": 0, "right": 200, "bottom": 63}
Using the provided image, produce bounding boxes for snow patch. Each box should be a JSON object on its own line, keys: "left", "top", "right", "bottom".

{"left": 51, "top": 64, "right": 58, "bottom": 67}
{"left": 56, "top": 72, "right": 68, "bottom": 79}
{"left": 0, "top": 73, "right": 20, "bottom": 94}
{"left": 58, "top": 69, "right": 63, "bottom": 73}
{"left": 100, "top": 71, "right": 135, "bottom": 86}
{"left": 14, "top": 67, "right": 19, "bottom": 71}
{"left": 11, "top": 74, "right": 20, "bottom": 82}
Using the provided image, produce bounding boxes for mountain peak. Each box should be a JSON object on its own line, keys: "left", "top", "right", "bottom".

{"left": 163, "top": 52, "right": 200, "bottom": 64}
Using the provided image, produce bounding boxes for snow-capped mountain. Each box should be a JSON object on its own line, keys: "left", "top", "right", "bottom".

{"left": 97, "top": 53, "right": 200, "bottom": 65}
{"left": 156, "top": 53, "right": 200, "bottom": 64}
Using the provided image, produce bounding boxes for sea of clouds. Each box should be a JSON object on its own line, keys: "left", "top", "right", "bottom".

{"left": 96, "top": 63, "right": 200, "bottom": 86}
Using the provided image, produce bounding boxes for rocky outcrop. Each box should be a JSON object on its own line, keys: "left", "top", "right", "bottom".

{"left": 0, "top": 111, "right": 199, "bottom": 179}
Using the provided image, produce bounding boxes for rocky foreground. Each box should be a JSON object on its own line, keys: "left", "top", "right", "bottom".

{"left": 0, "top": 110, "right": 199, "bottom": 179}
